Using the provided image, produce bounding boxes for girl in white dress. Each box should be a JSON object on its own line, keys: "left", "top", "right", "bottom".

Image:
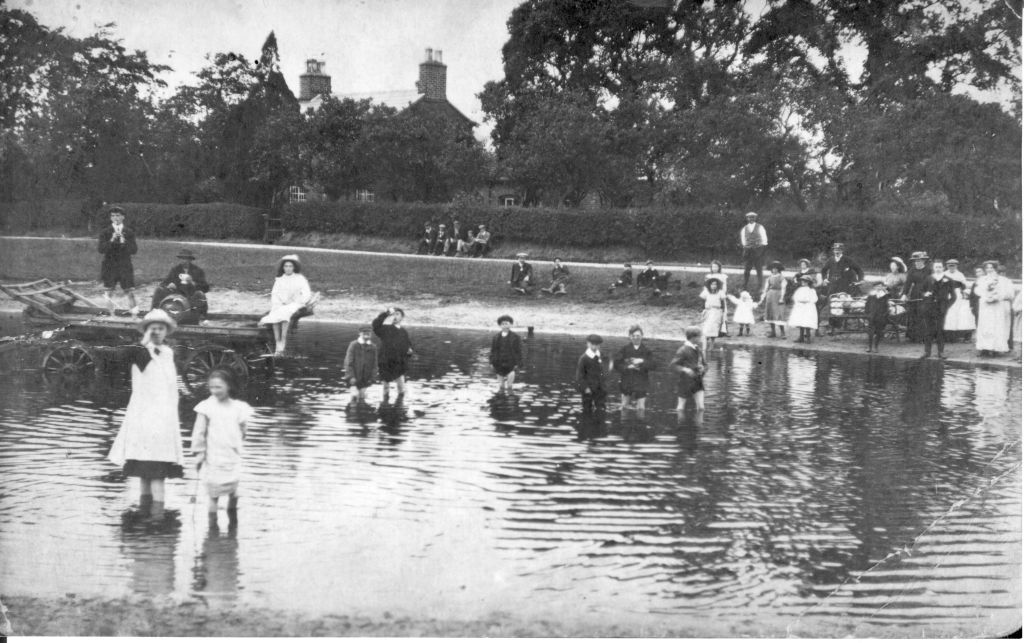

{"left": 789, "top": 275, "right": 819, "bottom": 343}
{"left": 191, "top": 369, "right": 253, "bottom": 525}
{"left": 108, "top": 309, "right": 184, "bottom": 521}
{"left": 705, "top": 260, "right": 729, "bottom": 336}
{"left": 727, "top": 291, "right": 757, "bottom": 336}
{"left": 700, "top": 277, "right": 727, "bottom": 351}
{"left": 259, "top": 254, "right": 313, "bottom": 356}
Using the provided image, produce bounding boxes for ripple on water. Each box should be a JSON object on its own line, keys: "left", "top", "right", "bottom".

{"left": 0, "top": 324, "right": 1019, "bottom": 631}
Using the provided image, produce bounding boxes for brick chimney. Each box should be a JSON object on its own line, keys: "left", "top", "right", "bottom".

{"left": 299, "top": 59, "right": 331, "bottom": 101}
{"left": 415, "top": 47, "right": 446, "bottom": 101}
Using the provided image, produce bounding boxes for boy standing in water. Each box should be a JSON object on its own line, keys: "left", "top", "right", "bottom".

{"left": 576, "top": 334, "right": 607, "bottom": 417}
{"left": 489, "top": 314, "right": 523, "bottom": 394}
{"left": 98, "top": 206, "right": 139, "bottom": 315}
{"left": 671, "top": 326, "right": 706, "bottom": 413}
{"left": 373, "top": 307, "right": 414, "bottom": 399}
{"left": 613, "top": 325, "right": 656, "bottom": 413}
{"left": 344, "top": 327, "right": 378, "bottom": 402}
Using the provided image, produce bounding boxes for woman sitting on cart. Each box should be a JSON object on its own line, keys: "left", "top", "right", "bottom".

{"left": 259, "top": 254, "right": 317, "bottom": 357}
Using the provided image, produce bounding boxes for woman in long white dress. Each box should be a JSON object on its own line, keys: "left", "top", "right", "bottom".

{"left": 975, "top": 261, "right": 1015, "bottom": 356}
{"left": 942, "top": 258, "right": 975, "bottom": 340}
{"left": 260, "top": 254, "right": 312, "bottom": 356}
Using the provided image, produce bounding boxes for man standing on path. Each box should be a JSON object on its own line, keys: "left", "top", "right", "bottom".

{"left": 740, "top": 211, "right": 768, "bottom": 293}
{"left": 98, "top": 206, "right": 139, "bottom": 315}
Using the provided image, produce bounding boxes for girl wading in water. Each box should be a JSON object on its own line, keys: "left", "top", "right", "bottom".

{"left": 108, "top": 309, "right": 184, "bottom": 522}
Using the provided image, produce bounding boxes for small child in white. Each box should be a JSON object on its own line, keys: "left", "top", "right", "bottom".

{"left": 728, "top": 291, "right": 757, "bottom": 336}
{"left": 191, "top": 368, "right": 253, "bottom": 527}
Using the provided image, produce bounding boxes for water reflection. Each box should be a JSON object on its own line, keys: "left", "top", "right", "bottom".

{"left": 0, "top": 319, "right": 1018, "bottom": 632}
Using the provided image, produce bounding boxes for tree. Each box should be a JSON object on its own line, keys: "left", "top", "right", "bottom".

{"left": 304, "top": 97, "right": 395, "bottom": 200}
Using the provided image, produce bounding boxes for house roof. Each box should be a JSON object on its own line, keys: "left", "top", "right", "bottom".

{"left": 299, "top": 91, "right": 476, "bottom": 127}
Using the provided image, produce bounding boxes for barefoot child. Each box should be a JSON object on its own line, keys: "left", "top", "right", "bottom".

{"left": 728, "top": 291, "right": 757, "bottom": 336}
{"left": 489, "top": 314, "right": 523, "bottom": 393}
{"left": 373, "top": 307, "right": 414, "bottom": 398}
{"left": 613, "top": 325, "right": 657, "bottom": 412}
{"left": 344, "top": 326, "right": 378, "bottom": 402}
{"left": 671, "top": 326, "right": 706, "bottom": 413}
{"left": 191, "top": 369, "right": 253, "bottom": 526}
{"left": 107, "top": 309, "right": 184, "bottom": 521}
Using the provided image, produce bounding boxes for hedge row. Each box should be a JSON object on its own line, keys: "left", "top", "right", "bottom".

{"left": 0, "top": 200, "right": 265, "bottom": 240}
{"left": 283, "top": 201, "right": 1022, "bottom": 270}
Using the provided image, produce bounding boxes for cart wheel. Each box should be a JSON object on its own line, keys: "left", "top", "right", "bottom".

{"left": 182, "top": 345, "right": 248, "bottom": 393}
{"left": 243, "top": 341, "right": 275, "bottom": 375}
{"left": 42, "top": 342, "right": 96, "bottom": 386}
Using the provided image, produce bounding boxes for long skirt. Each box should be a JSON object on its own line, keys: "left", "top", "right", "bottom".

{"left": 976, "top": 300, "right": 1012, "bottom": 352}
{"left": 788, "top": 302, "right": 818, "bottom": 330}
{"left": 765, "top": 294, "right": 786, "bottom": 324}
{"left": 944, "top": 298, "right": 976, "bottom": 331}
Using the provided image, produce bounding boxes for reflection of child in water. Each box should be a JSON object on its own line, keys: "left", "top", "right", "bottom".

{"left": 191, "top": 369, "right": 252, "bottom": 526}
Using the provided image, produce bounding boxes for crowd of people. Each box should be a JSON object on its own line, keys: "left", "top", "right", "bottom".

{"left": 94, "top": 205, "right": 1019, "bottom": 527}
{"left": 416, "top": 219, "right": 492, "bottom": 257}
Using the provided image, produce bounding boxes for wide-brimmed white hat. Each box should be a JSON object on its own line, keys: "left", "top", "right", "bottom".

{"left": 278, "top": 254, "right": 301, "bottom": 269}
{"left": 138, "top": 308, "right": 177, "bottom": 334}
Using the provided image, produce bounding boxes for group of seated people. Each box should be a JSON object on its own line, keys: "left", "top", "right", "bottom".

{"left": 509, "top": 253, "right": 569, "bottom": 295}
{"left": 608, "top": 260, "right": 673, "bottom": 295}
{"left": 416, "top": 220, "right": 492, "bottom": 258}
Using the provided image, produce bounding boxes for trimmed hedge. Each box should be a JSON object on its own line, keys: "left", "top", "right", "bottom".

{"left": 107, "top": 202, "right": 265, "bottom": 240}
{"left": 283, "top": 201, "right": 1022, "bottom": 270}
{"left": 0, "top": 200, "right": 266, "bottom": 240}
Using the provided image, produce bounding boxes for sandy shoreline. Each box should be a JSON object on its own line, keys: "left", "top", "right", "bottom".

{"left": 3, "top": 280, "right": 1020, "bottom": 370}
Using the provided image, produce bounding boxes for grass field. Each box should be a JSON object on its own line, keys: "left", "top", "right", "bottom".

{"left": 0, "top": 236, "right": 710, "bottom": 309}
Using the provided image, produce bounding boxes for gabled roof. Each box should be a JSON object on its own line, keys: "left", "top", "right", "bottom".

{"left": 404, "top": 97, "right": 476, "bottom": 127}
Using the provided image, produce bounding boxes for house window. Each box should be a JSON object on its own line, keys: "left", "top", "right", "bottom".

{"left": 503, "top": 196, "right": 516, "bottom": 207}
{"left": 355, "top": 190, "right": 375, "bottom": 203}
{"left": 288, "top": 185, "right": 306, "bottom": 203}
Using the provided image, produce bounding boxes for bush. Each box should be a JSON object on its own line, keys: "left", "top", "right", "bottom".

{"left": 107, "top": 202, "right": 265, "bottom": 239}
{"left": 0, "top": 199, "right": 88, "bottom": 230}
{"left": 283, "top": 201, "right": 1022, "bottom": 269}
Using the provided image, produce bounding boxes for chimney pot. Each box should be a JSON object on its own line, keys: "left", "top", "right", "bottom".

{"left": 436, "top": 50, "right": 443, "bottom": 63}
{"left": 426, "top": 47, "right": 433, "bottom": 62}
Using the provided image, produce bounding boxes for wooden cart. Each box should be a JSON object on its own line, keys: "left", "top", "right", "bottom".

{"left": 2, "top": 279, "right": 275, "bottom": 392}
{"left": 826, "top": 293, "right": 906, "bottom": 340}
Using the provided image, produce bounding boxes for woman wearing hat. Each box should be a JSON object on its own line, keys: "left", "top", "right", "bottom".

{"left": 259, "top": 255, "right": 313, "bottom": 356}
{"left": 107, "top": 309, "right": 185, "bottom": 522}
{"left": 942, "top": 259, "right": 975, "bottom": 341}
{"left": 882, "top": 257, "right": 907, "bottom": 297}
{"left": 975, "top": 260, "right": 1015, "bottom": 356}
{"left": 901, "top": 251, "right": 931, "bottom": 342}
{"left": 150, "top": 248, "right": 210, "bottom": 321}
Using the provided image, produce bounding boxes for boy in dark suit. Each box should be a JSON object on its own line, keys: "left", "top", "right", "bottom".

{"left": 98, "top": 207, "right": 139, "bottom": 315}
{"left": 576, "top": 334, "right": 607, "bottom": 417}
{"left": 417, "top": 222, "right": 437, "bottom": 255}
{"left": 609, "top": 263, "right": 633, "bottom": 292}
{"left": 864, "top": 283, "right": 890, "bottom": 353}
{"left": 509, "top": 252, "right": 534, "bottom": 294}
{"left": 150, "top": 248, "right": 210, "bottom": 321}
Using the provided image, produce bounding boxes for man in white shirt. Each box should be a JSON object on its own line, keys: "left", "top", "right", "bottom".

{"left": 739, "top": 211, "right": 768, "bottom": 293}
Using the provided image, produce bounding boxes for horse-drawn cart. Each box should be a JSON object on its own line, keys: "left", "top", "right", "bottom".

{"left": 2, "top": 279, "right": 275, "bottom": 392}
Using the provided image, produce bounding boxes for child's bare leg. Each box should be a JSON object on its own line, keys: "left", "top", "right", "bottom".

{"left": 208, "top": 495, "right": 220, "bottom": 514}
{"left": 693, "top": 391, "right": 706, "bottom": 412}
{"left": 126, "top": 289, "right": 138, "bottom": 311}
{"left": 277, "top": 321, "right": 291, "bottom": 354}
{"left": 139, "top": 477, "right": 153, "bottom": 509}
{"left": 148, "top": 478, "right": 166, "bottom": 520}
{"left": 635, "top": 396, "right": 646, "bottom": 413}
{"left": 505, "top": 370, "right": 516, "bottom": 390}
{"left": 272, "top": 324, "right": 283, "bottom": 353}
{"left": 396, "top": 375, "right": 406, "bottom": 396}
{"left": 676, "top": 396, "right": 687, "bottom": 412}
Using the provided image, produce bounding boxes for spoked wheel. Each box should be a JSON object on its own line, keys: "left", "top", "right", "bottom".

{"left": 243, "top": 340, "right": 275, "bottom": 375}
{"left": 182, "top": 344, "right": 248, "bottom": 393}
{"left": 41, "top": 342, "right": 96, "bottom": 389}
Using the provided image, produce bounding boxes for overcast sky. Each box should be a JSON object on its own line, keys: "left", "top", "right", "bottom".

{"left": 13, "top": 0, "right": 523, "bottom": 137}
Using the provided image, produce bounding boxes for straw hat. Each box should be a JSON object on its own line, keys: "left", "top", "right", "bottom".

{"left": 278, "top": 254, "right": 301, "bottom": 270}
{"left": 890, "top": 256, "right": 907, "bottom": 272}
{"left": 909, "top": 251, "right": 929, "bottom": 262}
{"left": 138, "top": 308, "right": 177, "bottom": 334}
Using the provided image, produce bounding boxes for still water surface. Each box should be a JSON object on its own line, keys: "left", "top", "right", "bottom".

{"left": 0, "top": 320, "right": 1019, "bottom": 633}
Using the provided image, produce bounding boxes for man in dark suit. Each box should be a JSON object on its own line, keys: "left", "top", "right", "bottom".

{"left": 417, "top": 222, "right": 437, "bottom": 255}
{"left": 821, "top": 242, "right": 864, "bottom": 329}
{"left": 433, "top": 223, "right": 450, "bottom": 256}
{"left": 447, "top": 219, "right": 469, "bottom": 256}
{"left": 150, "top": 248, "right": 210, "bottom": 321}
{"left": 509, "top": 252, "right": 534, "bottom": 294}
{"left": 98, "top": 206, "right": 138, "bottom": 315}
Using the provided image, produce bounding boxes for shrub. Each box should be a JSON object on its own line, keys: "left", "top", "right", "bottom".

{"left": 282, "top": 201, "right": 1021, "bottom": 269}
{"left": 0, "top": 199, "right": 88, "bottom": 230}
{"left": 106, "top": 202, "right": 265, "bottom": 239}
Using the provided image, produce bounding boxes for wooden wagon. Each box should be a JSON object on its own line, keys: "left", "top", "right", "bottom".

{"left": 2, "top": 279, "right": 275, "bottom": 392}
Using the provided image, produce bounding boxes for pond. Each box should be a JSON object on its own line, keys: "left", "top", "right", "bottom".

{"left": 0, "top": 318, "right": 1019, "bottom": 634}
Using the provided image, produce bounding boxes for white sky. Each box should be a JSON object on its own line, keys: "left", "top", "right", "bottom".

{"left": 12, "top": 0, "right": 1016, "bottom": 144}
{"left": 13, "top": 0, "right": 522, "bottom": 138}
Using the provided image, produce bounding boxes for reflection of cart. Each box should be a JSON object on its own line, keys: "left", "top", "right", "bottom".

{"left": 1, "top": 279, "right": 275, "bottom": 393}
{"left": 826, "top": 294, "right": 906, "bottom": 340}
